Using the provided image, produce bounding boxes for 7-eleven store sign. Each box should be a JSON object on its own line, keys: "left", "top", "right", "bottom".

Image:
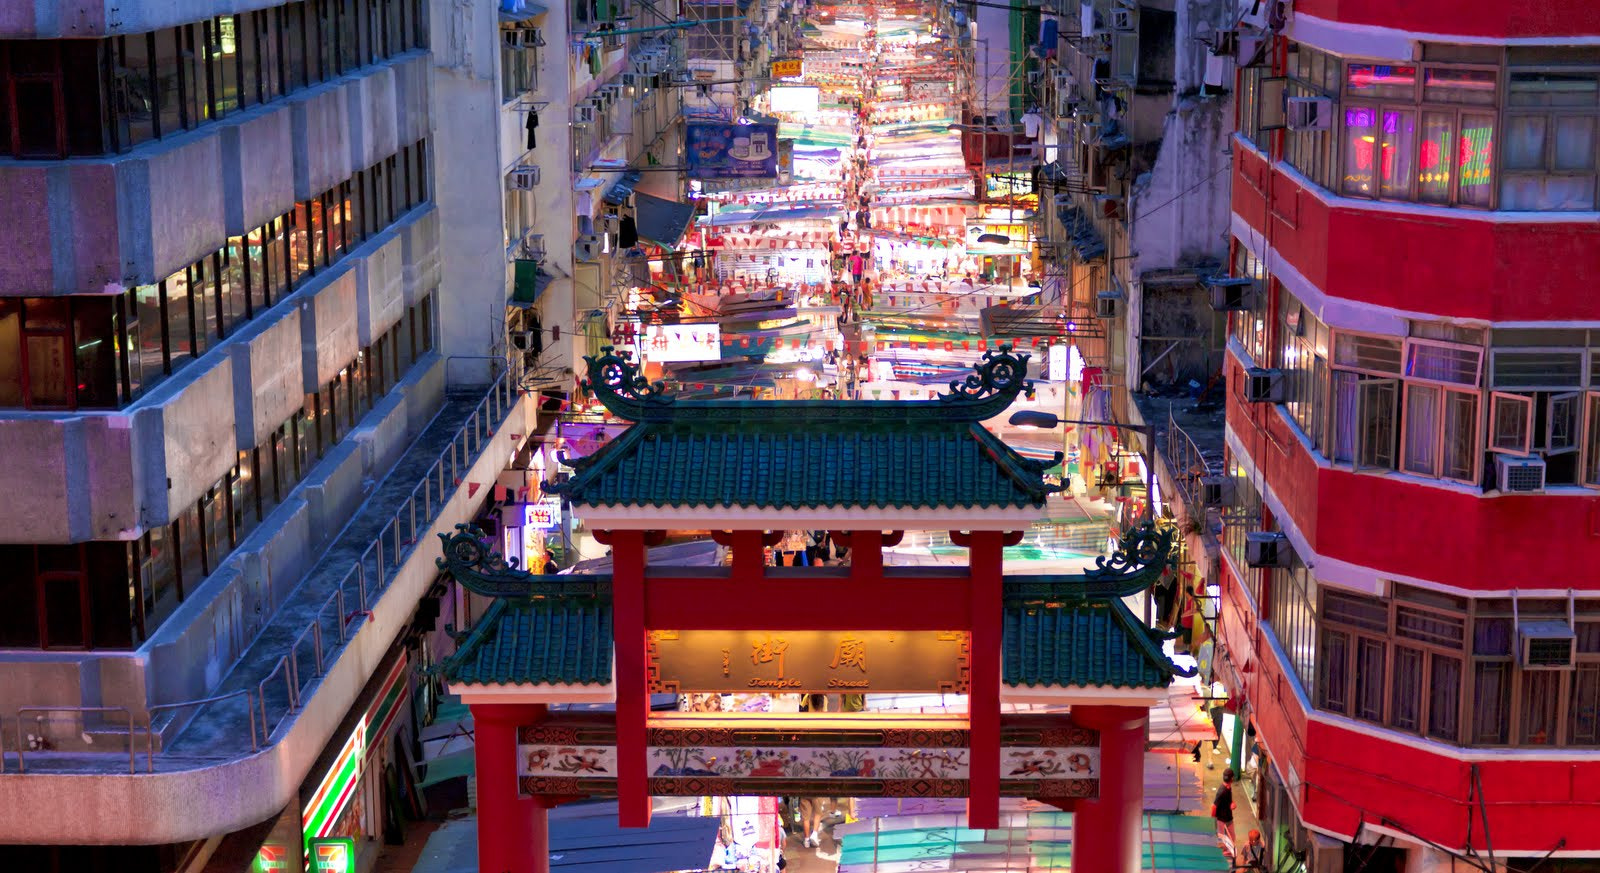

{"left": 299, "top": 654, "right": 410, "bottom": 867}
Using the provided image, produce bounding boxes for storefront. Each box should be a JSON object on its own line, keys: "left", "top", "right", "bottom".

{"left": 297, "top": 647, "right": 416, "bottom": 873}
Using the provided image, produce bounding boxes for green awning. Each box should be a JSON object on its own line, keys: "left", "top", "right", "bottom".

{"left": 512, "top": 260, "right": 552, "bottom": 307}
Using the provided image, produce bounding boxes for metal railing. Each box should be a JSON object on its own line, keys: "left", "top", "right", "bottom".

{"left": 4, "top": 369, "right": 521, "bottom": 775}
{"left": 248, "top": 368, "right": 520, "bottom": 745}
{"left": 1165, "top": 406, "right": 1222, "bottom": 521}
{"left": 11, "top": 707, "right": 135, "bottom": 774}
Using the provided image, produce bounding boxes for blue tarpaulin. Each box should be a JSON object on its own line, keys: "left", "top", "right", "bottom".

{"left": 549, "top": 802, "right": 718, "bottom": 873}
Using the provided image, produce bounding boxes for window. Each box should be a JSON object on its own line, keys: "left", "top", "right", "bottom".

{"left": 0, "top": 140, "right": 428, "bottom": 410}
{"left": 1317, "top": 586, "right": 1467, "bottom": 742}
{"left": 1488, "top": 391, "right": 1534, "bottom": 454}
{"left": 1583, "top": 392, "right": 1600, "bottom": 488}
{"left": 1279, "top": 292, "right": 1330, "bottom": 447}
{"left": 501, "top": 29, "right": 540, "bottom": 102}
{"left": 1231, "top": 244, "right": 1269, "bottom": 365}
{"left": 1501, "top": 71, "right": 1599, "bottom": 210}
{"left": 1341, "top": 60, "right": 1498, "bottom": 207}
{"left": 2, "top": 0, "right": 422, "bottom": 159}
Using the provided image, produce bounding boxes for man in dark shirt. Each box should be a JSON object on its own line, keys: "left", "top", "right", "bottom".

{"left": 1213, "top": 767, "right": 1237, "bottom": 860}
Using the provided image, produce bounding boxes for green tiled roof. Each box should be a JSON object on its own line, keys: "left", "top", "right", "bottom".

{"left": 557, "top": 417, "right": 1050, "bottom": 510}
{"left": 1003, "top": 599, "right": 1182, "bottom": 690}
{"left": 442, "top": 597, "right": 613, "bottom": 686}
{"left": 550, "top": 346, "right": 1057, "bottom": 511}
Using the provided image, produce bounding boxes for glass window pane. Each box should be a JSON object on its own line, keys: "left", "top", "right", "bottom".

{"left": 24, "top": 333, "right": 71, "bottom": 407}
{"left": 238, "top": 12, "right": 259, "bottom": 105}
{"left": 1346, "top": 63, "right": 1416, "bottom": 100}
{"left": 1521, "top": 670, "right": 1562, "bottom": 745}
{"left": 211, "top": 17, "right": 241, "bottom": 115}
{"left": 1380, "top": 109, "right": 1415, "bottom": 199}
{"left": 1503, "top": 114, "right": 1547, "bottom": 170}
{"left": 1390, "top": 646, "right": 1423, "bottom": 731}
{"left": 1553, "top": 116, "right": 1597, "bottom": 170}
{"left": 1570, "top": 666, "right": 1600, "bottom": 746}
{"left": 1457, "top": 113, "right": 1495, "bottom": 207}
{"left": 153, "top": 28, "right": 184, "bottom": 136}
{"left": 1424, "top": 67, "right": 1496, "bottom": 105}
{"left": 290, "top": 203, "right": 314, "bottom": 282}
{"left": 72, "top": 297, "right": 118, "bottom": 409}
{"left": 1342, "top": 106, "right": 1378, "bottom": 197}
{"left": 0, "top": 301, "right": 22, "bottom": 406}
{"left": 1418, "top": 111, "right": 1455, "bottom": 204}
{"left": 1508, "top": 71, "right": 1600, "bottom": 108}
{"left": 1427, "top": 655, "right": 1462, "bottom": 741}
{"left": 1402, "top": 383, "right": 1440, "bottom": 476}
{"left": 1355, "top": 637, "right": 1386, "bottom": 722}
{"left": 260, "top": 8, "right": 282, "bottom": 100}
{"left": 119, "top": 34, "right": 157, "bottom": 145}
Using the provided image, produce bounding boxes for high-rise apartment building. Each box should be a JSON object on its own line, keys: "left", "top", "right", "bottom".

{"left": 0, "top": 1, "right": 537, "bottom": 869}
{"left": 1218, "top": 1, "right": 1600, "bottom": 869}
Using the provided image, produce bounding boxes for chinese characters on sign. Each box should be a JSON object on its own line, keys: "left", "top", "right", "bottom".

{"left": 639, "top": 323, "right": 722, "bottom": 363}
{"left": 770, "top": 58, "right": 803, "bottom": 78}
{"left": 649, "top": 630, "right": 968, "bottom": 693}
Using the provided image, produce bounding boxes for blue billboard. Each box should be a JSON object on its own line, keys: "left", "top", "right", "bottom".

{"left": 686, "top": 122, "right": 780, "bottom": 180}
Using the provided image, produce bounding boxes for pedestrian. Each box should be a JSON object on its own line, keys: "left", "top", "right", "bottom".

{"left": 542, "top": 548, "right": 558, "bottom": 574}
{"left": 849, "top": 252, "right": 865, "bottom": 285}
{"left": 1213, "top": 767, "right": 1238, "bottom": 860}
{"left": 1238, "top": 829, "right": 1267, "bottom": 870}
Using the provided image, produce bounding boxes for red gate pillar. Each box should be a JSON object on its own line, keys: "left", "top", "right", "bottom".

{"left": 1070, "top": 705, "right": 1149, "bottom": 873}
{"left": 610, "top": 529, "right": 653, "bottom": 827}
{"left": 966, "top": 531, "right": 1004, "bottom": 830}
{"left": 471, "top": 703, "right": 550, "bottom": 873}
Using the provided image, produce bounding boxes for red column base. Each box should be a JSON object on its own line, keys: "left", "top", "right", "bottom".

{"left": 1071, "top": 704, "right": 1149, "bottom": 873}
{"left": 473, "top": 703, "right": 551, "bottom": 873}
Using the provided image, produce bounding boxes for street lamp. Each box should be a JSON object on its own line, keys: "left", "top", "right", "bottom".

{"left": 1006, "top": 410, "right": 1154, "bottom": 522}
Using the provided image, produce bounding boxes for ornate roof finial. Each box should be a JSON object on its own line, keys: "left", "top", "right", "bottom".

{"left": 582, "top": 346, "right": 675, "bottom": 421}
{"left": 938, "top": 344, "right": 1035, "bottom": 419}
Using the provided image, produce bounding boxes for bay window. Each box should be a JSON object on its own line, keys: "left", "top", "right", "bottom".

{"left": 1342, "top": 61, "right": 1498, "bottom": 207}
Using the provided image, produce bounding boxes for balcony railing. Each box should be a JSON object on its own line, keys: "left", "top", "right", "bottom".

{"left": 1, "top": 364, "right": 524, "bottom": 773}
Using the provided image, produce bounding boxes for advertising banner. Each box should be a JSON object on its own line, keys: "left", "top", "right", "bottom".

{"left": 687, "top": 122, "right": 780, "bottom": 180}
{"left": 647, "top": 629, "right": 969, "bottom": 693}
{"left": 770, "top": 58, "right": 803, "bottom": 78}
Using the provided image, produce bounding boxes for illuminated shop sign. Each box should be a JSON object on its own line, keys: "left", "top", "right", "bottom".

{"left": 647, "top": 630, "right": 969, "bottom": 693}
{"left": 524, "top": 498, "right": 563, "bottom": 531}
{"left": 639, "top": 323, "right": 722, "bottom": 363}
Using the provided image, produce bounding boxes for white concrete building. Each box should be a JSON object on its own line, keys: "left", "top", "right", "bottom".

{"left": 0, "top": 0, "right": 536, "bottom": 868}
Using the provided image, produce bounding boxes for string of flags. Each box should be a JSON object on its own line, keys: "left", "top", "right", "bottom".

{"left": 717, "top": 335, "right": 1067, "bottom": 353}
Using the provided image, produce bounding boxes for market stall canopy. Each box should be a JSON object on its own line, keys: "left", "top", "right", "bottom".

{"left": 511, "top": 261, "right": 554, "bottom": 307}
{"left": 546, "top": 345, "right": 1061, "bottom": 529}
{"left": 633, "top": 192, "right": 695, "bottom": 248}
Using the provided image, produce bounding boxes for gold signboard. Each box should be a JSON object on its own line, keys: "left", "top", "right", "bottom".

{"left": 770, "top": 58, "right": 803, "bottom": 79}
{"left": 648, "top": 630, "right": 969, "bottom": 694}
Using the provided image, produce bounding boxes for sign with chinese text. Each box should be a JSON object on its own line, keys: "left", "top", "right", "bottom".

{"left": 687, "top": 122, "right": 780, "bottom": 180}
{"left": 639, "top": 323, "right": 722, "bottom": 363}
{"left": 770, "top": 58, "right": 803, "bottom": 78}
{"left": 648, "top": 630, "right": 968, "bottom": 694}
{"left": 516, "top": 713, "right": 1100, "bottom": 800}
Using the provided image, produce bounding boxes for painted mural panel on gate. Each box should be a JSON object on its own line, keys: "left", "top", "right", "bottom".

{"left": 513, "top": 715, "right": 1100, "bottom": 800}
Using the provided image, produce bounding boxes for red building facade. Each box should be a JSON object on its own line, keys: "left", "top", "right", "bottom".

{"left": 1221, "top": 4, "right": 1600, "bottom": 869}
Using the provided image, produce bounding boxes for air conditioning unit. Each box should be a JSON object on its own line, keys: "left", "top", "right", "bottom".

{"left": 1095, "top": 290, "right": 1119, "bottom": 319}
{"left": 1111, "top": 9, "right": 1135, "bottom": 31}
{"left": 1496, "top": 454, "right": 1547, "bottom": 493}
{"left": 600, "top": 213, "right": 620, "bottom": 232}
{"left": 1206, "top": 276, "right": 1256, "bottom": 311}
{"left": 1245, "top": 367, "right": 1283, "bottom": 403}
{"left": 1286, "top": 96, "right": 1333, "bottom": 131}
{"left": 575, "top": 234, "right": 603, "bottom": 262}
{"left": 573, "top": 102, "right": 595, "bottom": 124}
{"left": 1244, "top": 531, "right": 1291, "bottom": 568}
{"left": 510, "top": 165, "right": 541, "bottom": 189}
{"left": 623, "top": 72, "right": 642, "bottom": 88}
{"left": 511, "top": 330, "right": 537, "bottom": 351}
{"left": 1519, "top": 620, "right": 1576, "bottom": 670}
{"left": 1199, "top": 475, "right": 1233, "bottom": 508}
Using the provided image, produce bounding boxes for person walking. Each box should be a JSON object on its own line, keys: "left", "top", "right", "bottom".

{"left": 849, "top": 252, "right": 865, "bottom": 285}
{"left": 1213, "top": 767, "right": 1238, "bottom": 861}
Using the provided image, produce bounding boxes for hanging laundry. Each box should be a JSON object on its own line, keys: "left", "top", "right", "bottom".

{"left": 525, "top": 109, "right": 539, "bottom": 150}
